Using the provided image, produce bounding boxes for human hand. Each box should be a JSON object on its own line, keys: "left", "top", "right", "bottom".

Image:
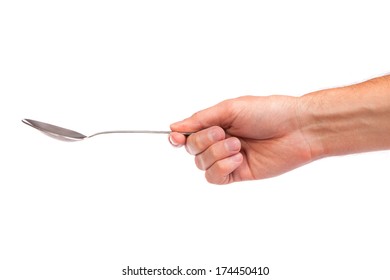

{"left": 169, "top": 95, "right": 314, "bottom": 184}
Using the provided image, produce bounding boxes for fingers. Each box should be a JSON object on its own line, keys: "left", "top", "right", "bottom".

{"left": 195, "top": 137, "right": 241, "bottom": 170}
{"left": 205, "top": 153, "right": 243, "bottom": 185}
{"left": 192, "top": 132, "right": 242, "bottom": 185}
{"left": 169, "top": 100, "right": 242, "bottom": 184}
{"left": 170, "top": 125, "right": 243, "bottom": 185}
{"left": 168, "top": 126, "right": 225, "bottom": 149}
{"left": 186, "top": 126, "right": 225, "bottom": 155}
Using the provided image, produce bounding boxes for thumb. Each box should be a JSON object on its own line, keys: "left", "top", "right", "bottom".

{"left": 170, "top": 100, "right": 234, "bottom": 133}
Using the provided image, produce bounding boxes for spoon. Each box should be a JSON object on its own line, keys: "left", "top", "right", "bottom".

{"left": 22, "top": 119, "right": 191, "bottom": 142}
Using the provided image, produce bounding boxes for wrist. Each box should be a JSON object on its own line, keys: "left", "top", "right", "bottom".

{"left": 296, "top": 89, "right": 331, "bottom": 160}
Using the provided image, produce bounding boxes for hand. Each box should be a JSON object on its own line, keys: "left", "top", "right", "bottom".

{"left": 169, "top": 95, "right": 314, "bottom": 184}
{"left": 169, "top": 75, "right": 390, "bottom": 184}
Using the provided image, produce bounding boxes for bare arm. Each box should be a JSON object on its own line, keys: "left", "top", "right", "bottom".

{"left": 170, "top": 75, "right": 390, "bottom": 184}
{"left": 298, "top": 75, "right": 390, "bottom": 158}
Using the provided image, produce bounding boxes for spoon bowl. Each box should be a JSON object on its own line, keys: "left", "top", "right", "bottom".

{"left": 22, "top": 119, "right": 190, "bottom": 142}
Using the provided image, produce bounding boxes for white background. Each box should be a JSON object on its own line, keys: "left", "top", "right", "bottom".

{"left": 1, "top": 1, "right": 390, "bottom": 279}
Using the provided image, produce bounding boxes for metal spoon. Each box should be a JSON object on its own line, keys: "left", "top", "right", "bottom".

{"left": 22, "top": 119, "right": 190, "bottom": 142}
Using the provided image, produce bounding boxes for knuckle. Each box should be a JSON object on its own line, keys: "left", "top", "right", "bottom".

{"left": 191, "top": 111, "right": 201, "bottom": 120}
{"left": 208, "top": 145, "right": 219, "bottom": 160}
{"left": 205, "top": 170, "right": 227, "bottom": 185}
{"left": 212, "top": 160, "right": 226, "bottom": 174}
{"left": 193, "top": 133, "right": 204, "bottom": 150}
{"left": 204, "top": 171, "right": 217, "bottom": 184}
{"left": 221, "top": 98, "right": 237, "bottom": 114}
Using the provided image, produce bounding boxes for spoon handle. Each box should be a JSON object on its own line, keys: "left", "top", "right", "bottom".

{"left": 88, "top": 130, "right": 191, "bottom": 138}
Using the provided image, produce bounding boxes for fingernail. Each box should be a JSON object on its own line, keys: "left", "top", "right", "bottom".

{"left": 231, "top": 153, "right": 243, "bottom": 162}
{"left": 186, "top": 144, "right": 195, "bottom": 155}
{"left": 169, "top": 135, "right": 180, "bottom": 147}
{"left": 208, "top": 129, "right": 222, "bottom": 142}
{"left": 225, "top": 138, "right": 240, "bottom": 152}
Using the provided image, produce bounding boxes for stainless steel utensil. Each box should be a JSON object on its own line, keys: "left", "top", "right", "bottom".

{"left": 22, "top": 119, "right": 190, "bottom": 141}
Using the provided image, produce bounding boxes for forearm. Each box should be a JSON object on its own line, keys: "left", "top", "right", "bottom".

{"left": 298, "top": 75, "right": 390, "bottom": 159}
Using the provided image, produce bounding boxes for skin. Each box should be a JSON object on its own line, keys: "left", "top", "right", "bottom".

{"left": 169, "top": 75, "right": 390, "bottom": 185}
